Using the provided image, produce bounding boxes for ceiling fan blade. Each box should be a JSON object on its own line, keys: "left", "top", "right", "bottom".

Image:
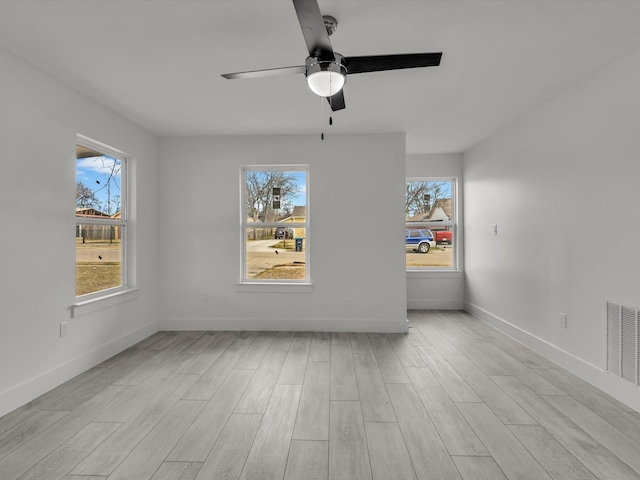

{"left": 344, "top": 52, "right": 442, "bottom": 74}
{"left": 292, "top": 0, "right": 334, "bottom": 60}
{"left": 221, "top": 65, "right": 305, "bottom": 80}
{"left": 326, "top": 89, "right": 345, "bottom": 111}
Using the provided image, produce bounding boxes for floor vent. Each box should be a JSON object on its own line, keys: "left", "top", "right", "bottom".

{"left": 606, "top": 301, "right": 640, "bottom": 387}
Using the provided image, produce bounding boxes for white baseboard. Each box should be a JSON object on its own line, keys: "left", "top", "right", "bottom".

{"left": 465, "top": 301, "right": 640, "bottom": 413}
{"left": 407, "top": 299, "right": 464, "bottom": 310}
{"left": 158, "top": 316, "right": 409, "bottom": 333}
{"left": 0, "top": 321, "right": 158, "bottom": 418}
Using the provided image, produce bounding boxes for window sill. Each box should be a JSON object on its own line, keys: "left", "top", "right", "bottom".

{"left": 71, "top": 287, "right": 140, "bottom": 318}
{"left": 406, "top": 270, "right": 463, "bottom": 279}
{"left": 236, "top": 283, "right": 313, "bottom": 293}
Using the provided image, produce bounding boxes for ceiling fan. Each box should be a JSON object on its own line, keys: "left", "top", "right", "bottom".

{"left": 221, "top": 0, "right": 442, "bottom": 111}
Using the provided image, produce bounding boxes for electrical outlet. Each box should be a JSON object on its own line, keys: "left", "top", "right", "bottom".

{"left": 60, "top": 322, "right": 69, "bottom": 337}
{"left": 346, "top": 297, "right": 353, "bottom": 309}
{"left": 559, "top": 313, "right": 567, "bottom": 328}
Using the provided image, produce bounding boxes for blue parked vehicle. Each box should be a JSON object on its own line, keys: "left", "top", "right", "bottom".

{"left": 406, "top": 229, "right": 436, "bottom": 253}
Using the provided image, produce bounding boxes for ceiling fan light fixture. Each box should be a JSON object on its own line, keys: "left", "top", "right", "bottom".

{"left": 305, "top": 56, "right": 346, "bottom": 97}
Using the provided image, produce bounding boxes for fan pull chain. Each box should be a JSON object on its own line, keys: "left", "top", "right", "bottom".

{"left": 320, "top": 95, "right": 325, "bottom": 140}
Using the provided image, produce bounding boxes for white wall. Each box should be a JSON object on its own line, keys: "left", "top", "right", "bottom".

{"left": 158, "top": 134, "right": 408, "bottom": 332}
{"left": 406, "top": 153, "right": 464, "bottom": 309}
{"left": 0, "top": 46, "right": 160, "bottom": 417}
{"left": 464, "top": 46, "right": 640, "bottom": 411}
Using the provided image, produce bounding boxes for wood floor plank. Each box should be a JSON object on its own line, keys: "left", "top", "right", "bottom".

{"left": 331, "top": 332, "right": 351, "bottom": 347}
{"left": 268, "top": 331, "right": 295, "bottom": 351}
{"left": 45, "top": 350, "right": 155, "bottom": 410}
{"left": 444, "top": 354, "right": 537, "bottom": 425}
{"left": 543, "top": 394, "right": 640, "bottom": 474}
{"left": 180, "top": 331, "right": 218, "bottom": 354}
{"left": 330, "top": 345, "right": 359, "bottom": 401}
{"left": 150, "top": 462, "right": 202, "bottom": 480}
{"left": 183, "top": 341, "right": 250, "bottom": 400}
{"left": 475, "top": 343, "right": 564, "bottom": 395}
{"left": 452, "top": 456, "right": 508, "bottom": 480}
{"left": 309, "top": 332, "right": 331, "bottom": 362}
{"left": 329, "top": 401, "right": 372, "bottom": 480}
{"left": 96, "top": 353, "right": 195, "bottom": 423}
{"left": 365, "top": 421, "right": 416, "bottom": 480}
{"left": 353, "top": 354, "right": 396, "bottom": 422}
{"left": 233, "top": 332, "right": 276, "bottom": 370}
{"left": 107, "top": 399, "right": 206, "bottom": 480}
{"left": 0, "top": 366, "right": 105, "bottom": 435}
{"left": 507, "top": 424, "right": 598, "bottom": 480}
{"left": 492, "top": 375, "right": 640, "bottom": 480}
{"left": 540, "top": 367, "right": 640, "bottom": 444}
{"left": 415, "top": 346, "right": 481, "bottom": 403}
{"left": 168, "top": 369, "right": 254, "bottom": 462}
{"left": 240, "top": 384, "right": 302, "bottom": 480}
{"left": 411, "top": 315, "right": 461, "bottom": 355}
{"left": 284, "top": 440, "right": 329, "bottom": 480}
{"left": 456, "top": 402, "right": 554, "bottom": 480}
{"left": 234, "top": 349, "right": 287, "bottom": 414}
{"left": 293, "top": 361, "right": 330, "bottom": 440}
{"left": 18, "top": 421, "right": 120, "bottom": 480}
{"left": 113, "top": 336, "right": 199, "bottom": 387}
{"left": 450, "top": 341, "right": 510, "bottom": 376}
{"left": 180, "top": 331, "right": 238, "bottom": 374}
{"left": 0, "top": 384, "right": 128, "bottom": 480}
{"left": 7, "top": 315, "right": 640, "bottom": 480}
{"left": 405, "top": 324, "right": 431, "bottom": 347}
{"left": 278, "top": 334, "right": 311, "bottom": 385}
{"left": 195, "top": 413, "right": 262, "bottom": 480}
{"left": 350, "top": 333, "right": 373, "bottom": 354}
{"left": 386, "top": 383, "right": 462, "bottom": 480}
{"left": 369, "top": 336, "right": 410, "bottom": 384}
{"left": 0, "top": 410, "right": 69, "bottom": 460}
{"left": 63, "top": 475, "right": 107, "bottom": 479}
{"left": 406, "top": 367, "right": 487, "bottom": 456}
{"left": 71, "top": 373, "right": 199, "bottom": 476}
{"left": 386, "top": 333, "right": 426, "bottom": 367}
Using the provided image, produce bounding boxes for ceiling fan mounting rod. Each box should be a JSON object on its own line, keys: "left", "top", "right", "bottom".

{"left": 323, "top": 15, "right": 337, "bottom": 36}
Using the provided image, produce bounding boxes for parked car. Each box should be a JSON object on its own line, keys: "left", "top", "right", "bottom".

{"left": 433, "top": 230, "right": 452, "bottom": 245}
{"left": 406, "top": 229, "right": 436, "bottom": 253}
{"left": 274, "top": 227, "right": 293, "bottom": 239}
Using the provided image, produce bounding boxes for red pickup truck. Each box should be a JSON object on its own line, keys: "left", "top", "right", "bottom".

{"left": 433, "top": 230, "right": 452, "bottom": 245}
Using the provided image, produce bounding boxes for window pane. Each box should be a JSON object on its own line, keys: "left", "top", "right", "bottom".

{"left": 76, "top": 224, "right": 122, "bottom": 296}
{"left": 406, "top": 179, "right": 455, "bottom": 269}
{"left": 245, "top": 227, "right": 306, "bottom": 280}
{"left": 76, "top": 151, "right": 122, "bottom": 218}
{"left": 406, "top": 180, "right": 452, "bottom": 220}
{"left": 405, "top": 225, "right": 454, "bottom": 268}
{"left": 245, "top": 170, "right": 306, "bottom": 223}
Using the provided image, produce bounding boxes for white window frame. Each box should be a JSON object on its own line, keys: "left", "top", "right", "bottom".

{"left": 75, "top": 134, "right": 129, "bottom": 300}
{"left": 406, "top": 176, "right": 458, "bottom": 271}
{"left": 240, "top": 165, "right": 310, "bottom": 284}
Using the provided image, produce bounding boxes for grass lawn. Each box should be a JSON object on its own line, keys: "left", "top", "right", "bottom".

{"left": 252, "top": 263, "right": 306, "bottom": 280}
{"left": 76, "top": 262, "right": 121, "bottom": 296}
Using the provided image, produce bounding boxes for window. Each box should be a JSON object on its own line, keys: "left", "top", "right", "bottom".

{"left": 406, "top": 178, "right": 456, "bottom": 269}
{"left": 76, "top": 137, "right": 128, "bottom": 297}
{"left": 241, "top": 166, "right": 308, "bottom": 283}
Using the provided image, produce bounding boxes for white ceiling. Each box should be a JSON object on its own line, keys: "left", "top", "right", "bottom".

{"left": 1, "top": 0, "right": 640, "bottom": 153}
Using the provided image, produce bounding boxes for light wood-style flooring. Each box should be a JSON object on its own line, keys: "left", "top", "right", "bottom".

{"left": 1, "top": 310, "right": 640, "bottom": 480}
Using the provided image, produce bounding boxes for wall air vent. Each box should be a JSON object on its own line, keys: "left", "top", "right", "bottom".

{"left": 606, "top": 301, "right": 639, "bottom": 387}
